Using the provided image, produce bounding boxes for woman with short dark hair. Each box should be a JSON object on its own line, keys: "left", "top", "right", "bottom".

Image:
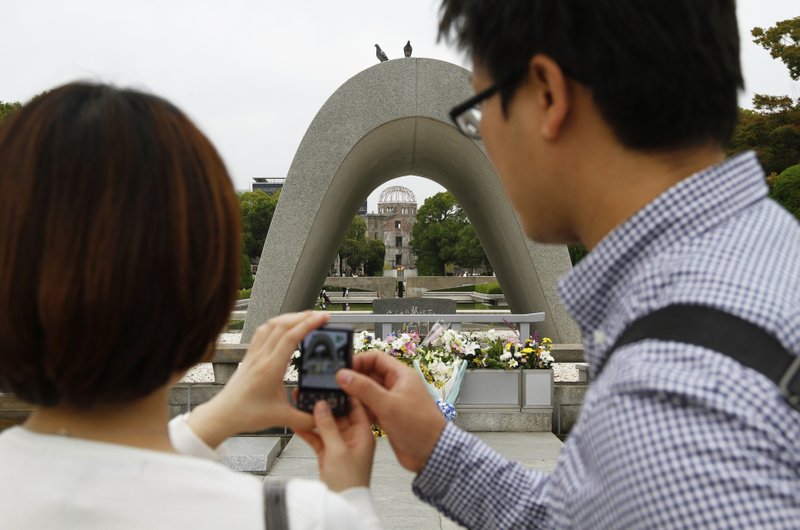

{"left": 0, "top": 82, "right": 379, "bottom": 529}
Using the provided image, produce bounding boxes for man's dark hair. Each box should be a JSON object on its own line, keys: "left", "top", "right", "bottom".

{"left": 439, "top": 0, "right": 743, "bottom": 150}
{"left": 0, "top": 82, "right": 241, "bottom": 408}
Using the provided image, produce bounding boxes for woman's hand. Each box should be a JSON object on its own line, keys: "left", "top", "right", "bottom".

{"left": 294, "top": 397, "right": 376, "bottom": 492}
{"left": 187, "top": 311, "right": 329, "bottom": 448}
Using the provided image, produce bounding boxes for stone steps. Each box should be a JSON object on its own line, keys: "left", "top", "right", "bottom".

{"left": 220, "top": 436, "right": 285, "bottom": 475}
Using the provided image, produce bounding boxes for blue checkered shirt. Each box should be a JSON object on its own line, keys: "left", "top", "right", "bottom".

{"left": 413, "top": 152, "right": 800, "bottom": 529}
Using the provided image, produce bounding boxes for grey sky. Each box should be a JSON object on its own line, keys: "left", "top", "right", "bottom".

{"left": 2, "top": 1, "right": 797, "bottom": 212}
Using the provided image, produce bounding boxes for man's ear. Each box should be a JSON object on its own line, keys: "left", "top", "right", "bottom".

{"left": 528, "top": 54, "right": 570, "bottom": 140}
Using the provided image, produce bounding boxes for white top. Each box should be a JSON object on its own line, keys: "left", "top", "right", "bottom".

{"left": 0, "top": 416, "right": 381, "bottom": 529}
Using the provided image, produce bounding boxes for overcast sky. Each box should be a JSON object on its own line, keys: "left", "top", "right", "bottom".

{"left": 2, "top": 1, "right": 797, "bottom": 212}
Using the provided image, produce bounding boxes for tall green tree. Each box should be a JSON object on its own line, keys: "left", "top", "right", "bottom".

{"left": 728, "top": 17, "right": 800, "bottom": 176}
{"left": 344, "top": 214, "right": 366, "bottom": 241}
{"left": 337, "top": 215, "right": 385, "bottom": 276}
{"left": 362, "top": 239, "right": 386, "bottom": 276}
{"left": 240, "top": 252, "right": 254, "bottom": 289}
{"left": 729, "top": 107, "right": 800, "bottom": 176}
{"left": 411, "top": 192, "right": 490, "bottom": 275}
{"left": 455, "top": 224, "right": 492, "bottom": 273}
{"left": 0, "top": 101, "right": 21, "bottom": 123}
{"left": 239, "top": 190, "right": 280, "bottom": 261}
{"left": 752, "top": 16, "right": 800, "bottom": 82}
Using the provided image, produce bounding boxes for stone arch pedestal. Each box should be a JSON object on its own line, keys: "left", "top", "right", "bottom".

{"left": 243, "top": 58, "right": 581, "bottom": 343}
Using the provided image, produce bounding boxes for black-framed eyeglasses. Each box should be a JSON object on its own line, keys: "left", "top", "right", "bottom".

{"left": 449, "top": 72, "right": 526, "bottom": 141}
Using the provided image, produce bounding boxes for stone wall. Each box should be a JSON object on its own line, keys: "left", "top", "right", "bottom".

{"left": 552, "top": 383, "right": 588, "bottom": 437}
{"left": 322, "top": 276, "right": 397, "bottom": 296}
{"left": 1, "top": 382, "right": 588, "bottom": 438}
{"left": 406, "top": 275, "right": 497, "bottom": 298}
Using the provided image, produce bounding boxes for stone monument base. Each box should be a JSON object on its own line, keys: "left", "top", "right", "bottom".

{"left": 454, "top": 408, "right": 553, "bottom": 432}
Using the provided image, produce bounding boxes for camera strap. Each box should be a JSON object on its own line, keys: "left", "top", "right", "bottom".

{"left": 606, "top": 304, "right": 800, "bottom": 412}
{"left": 263, "top": 480, "right": 289, "bottom": 529}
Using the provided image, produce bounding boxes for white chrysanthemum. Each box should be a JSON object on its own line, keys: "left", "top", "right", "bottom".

{"left": 372, "top": 339, "right": 389, "bottom": 352}
{"left": 500, "top": 351, "right": 512, "bottom": 361}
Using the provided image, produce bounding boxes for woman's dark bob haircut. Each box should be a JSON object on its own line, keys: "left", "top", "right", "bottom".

{"left": 0, "top": 82, "right": 241, "bottom": 408}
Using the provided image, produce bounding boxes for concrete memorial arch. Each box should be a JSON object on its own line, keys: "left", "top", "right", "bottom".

{"left": 243, "top": 58, "right": 580, "bottom": 343}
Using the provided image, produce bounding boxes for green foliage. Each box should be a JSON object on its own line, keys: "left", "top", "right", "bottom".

{"left": 240, "top": 253, "right": 254, "bottom": 290}
{"left": 338, "top": 216, "right": 385, "bottom": 276}
{"left": 568, "top": 244, "right": 588, "bottom": 266}
{"left": 728, "top": 103, "right": 800, "bottom": 176}
{"left": 344, "top": 214, "right": 366, "bottom": 241}
{"left": 772, "top": 164, "right": 800, "bottom": 222}
{"left": 474, "top": 282, "right": 503, "bottom": 294}
{"left": 455, "top": 224, "right": 493, "bottom": 273}
{"left": 0, "top": 101, "right": 21, "bottom": 123}
{"left": 362, "top": 239, "right": 386, "bottom": 276}
{"left": 411, "top": 192, "right": 490, "bottom": 275}
{"left": 729, "top": 18, "right": 800, "bottom": 176}
{"left": 731, "top": 18, "right": 800, "bottom": 174}
{"left": 752, "top": 94, "right": 796, "bottom": 113}
{"left": 238, "top": 288, "right": 252, "bottom": 299}
{"left": 240, "top": 190, "right": 280, "bottom": 260}
{"left": 752, "top": 17, "right": 800, "bottom": 81}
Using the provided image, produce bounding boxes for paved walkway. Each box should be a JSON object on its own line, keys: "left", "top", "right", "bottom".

{"left": 265, "top": 431, "right": 563, "bottom": 529}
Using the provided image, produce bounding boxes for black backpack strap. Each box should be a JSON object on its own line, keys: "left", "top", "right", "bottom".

{"left": 608, "top": 304, "right": 800, "bottom": 411}
{"left": 263, "top": 480, "right": 290, "bottom": 529}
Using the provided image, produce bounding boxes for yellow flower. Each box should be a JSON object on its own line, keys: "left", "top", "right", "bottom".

{"left": 521, "top": 347, "right": 534, "bottom": 354}
{"left": 542, "top": 337, "right": 552, "bottom": 344}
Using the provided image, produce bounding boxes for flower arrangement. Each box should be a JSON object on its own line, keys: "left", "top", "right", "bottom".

{"left": 464, "top": 332, "right": 554, "bottom": 370}
{"left": 286, "top": 328, "right": 554, "bottom": 381}
{"left": 355, "top": 327, "right": 553, "bottom": 371}
{"left": 285, "top": 326, "right": 554, "bottom": 424}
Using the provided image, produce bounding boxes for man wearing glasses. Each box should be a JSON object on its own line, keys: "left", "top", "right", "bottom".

{"left": 337, "top": 1, "right": 800, "bottom": 528}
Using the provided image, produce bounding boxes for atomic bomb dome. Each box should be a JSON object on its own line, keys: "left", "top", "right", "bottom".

{"left": 366, "top": 185, "right": 419, "bottom": 270}
{"left": 378, "top": 186, "right": 416, "bottom": 205}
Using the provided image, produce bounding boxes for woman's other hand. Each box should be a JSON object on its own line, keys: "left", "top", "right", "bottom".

{"left": 187, "top": 311, "right": 328, "bottom": 448}
{"left": 294, "top": 397, "right": 376, "bottom": 492}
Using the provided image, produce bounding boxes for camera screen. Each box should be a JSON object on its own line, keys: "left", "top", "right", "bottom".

{"left": 300, "top": 328, "right": 351, "bottom": 390}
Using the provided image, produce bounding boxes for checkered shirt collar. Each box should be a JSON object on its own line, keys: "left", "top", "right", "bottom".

{"left": 558, "top": 150, "right": 767, "bottom": 338}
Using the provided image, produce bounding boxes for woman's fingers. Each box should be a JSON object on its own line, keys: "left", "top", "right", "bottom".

{"left": 277, "top": 404, "right": 316, "bottom": 432}
{"left": 249, "top": 311, "right": 327, "bottom": 365}
{"left": 313, "top": 401, "right": 346, "bottom": 454}
{"left": 347, "top": 396, "right": 370, "bottom": 427}
{"left": 294, "top": 429, "right": 323, "bottom": 455}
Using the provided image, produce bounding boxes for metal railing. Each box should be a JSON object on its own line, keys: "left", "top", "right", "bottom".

{"left": 326, "top": 312, "right": 544, "bottom": 340}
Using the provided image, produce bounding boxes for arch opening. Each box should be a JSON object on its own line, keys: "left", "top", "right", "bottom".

{"left": 244, "top": 58, "right": 580, "bottom": 343}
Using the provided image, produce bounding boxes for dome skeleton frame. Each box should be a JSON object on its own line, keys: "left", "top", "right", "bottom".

{"left": 378, "top": 185, "right": 417, "bottom": 205}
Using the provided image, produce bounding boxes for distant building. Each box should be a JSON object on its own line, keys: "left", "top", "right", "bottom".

{"left": 366, "top": 186, "right": 417, "bottom": 269}
{"left": 253, "top": 177, "right": 367, "bottom": 216}
{"left": 251, "top": 177, "right": 285, "bottom": 195}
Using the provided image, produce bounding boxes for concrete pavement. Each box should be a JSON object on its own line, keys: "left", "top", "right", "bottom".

{"left": 264, "top": 431, "right": 564, "bottom": 529}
